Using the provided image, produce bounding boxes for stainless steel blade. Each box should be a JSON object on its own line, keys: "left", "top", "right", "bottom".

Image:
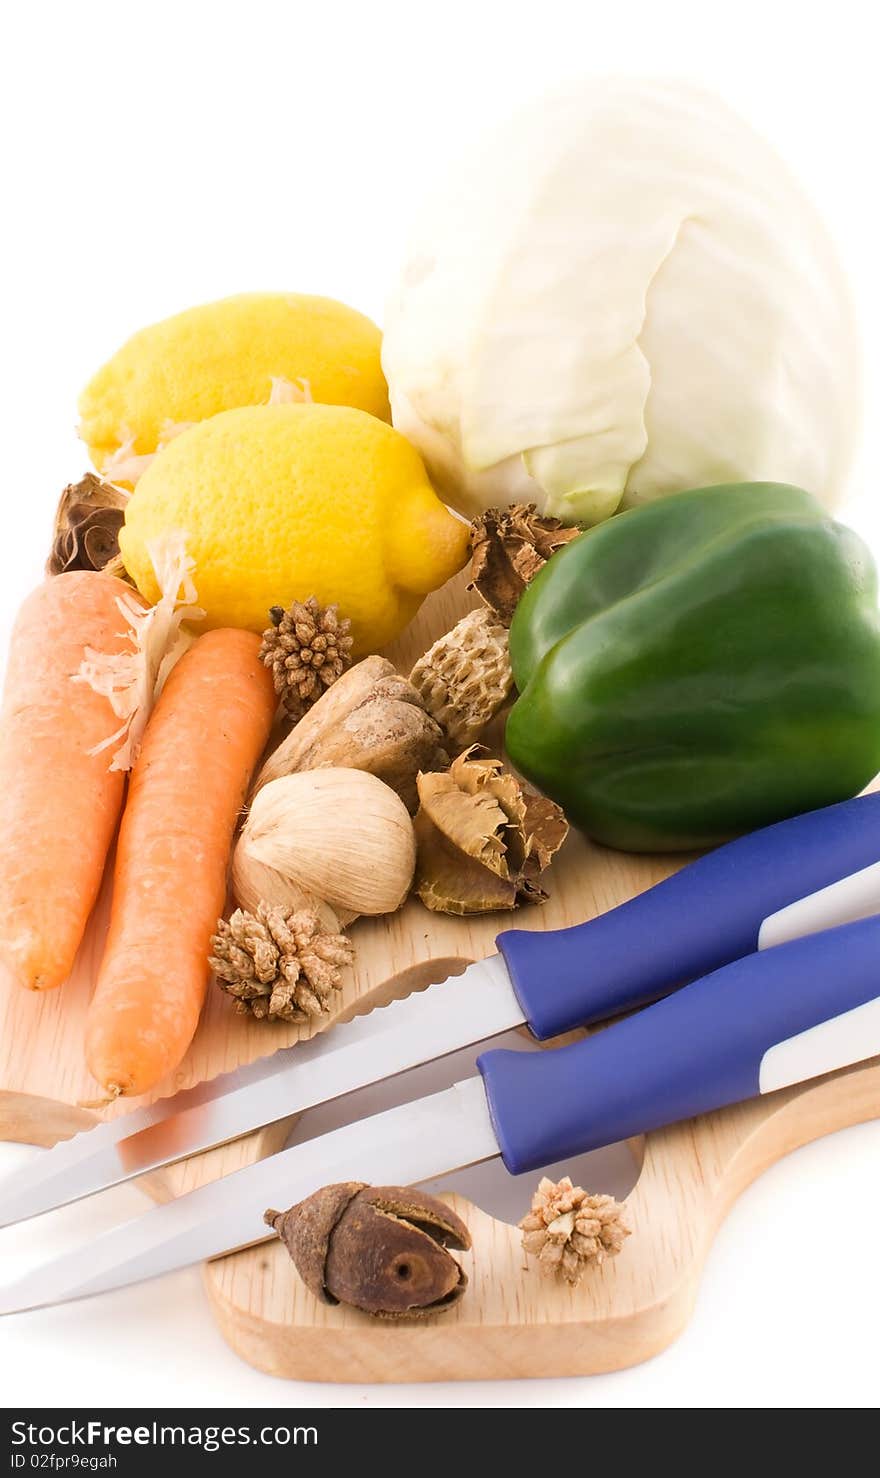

{"left": 0, "top": 1077, "right": 498, "bottom": 1314}
{"left": 0, "top": 955, "right": 521, "bottom": 1227}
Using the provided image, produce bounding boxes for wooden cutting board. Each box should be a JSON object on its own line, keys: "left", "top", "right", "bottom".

{"left": 1, "top": 572, "right": 878, "bottom": 1382}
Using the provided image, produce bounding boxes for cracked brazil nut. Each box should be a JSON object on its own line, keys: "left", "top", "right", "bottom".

{"left": 264, "top": 1182, "right": 471, "bottom": 1319}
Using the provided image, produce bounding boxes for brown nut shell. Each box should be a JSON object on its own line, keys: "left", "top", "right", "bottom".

{"left": 265, "top": 1182, "right": 365, "bottom": 1302}
{"left": 265, "top": 1182, "right": 471, "bottom": 1319}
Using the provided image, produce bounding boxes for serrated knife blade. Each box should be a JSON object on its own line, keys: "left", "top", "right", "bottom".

{"left": 0, "top": 955, "right": 522, "bottom": 1228}
{"left": 0, "top": 1078, "right": 498, "bottom": 1314}
{"left": 8, "top": 794, "right": 880, "bottom": 1234}
{"left": 6, "top": 903, "right": 880, "bottom": 1312}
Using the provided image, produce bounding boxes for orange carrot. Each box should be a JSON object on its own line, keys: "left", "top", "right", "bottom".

{"left": 0, "top": 572, "right": 135, "bottom": 992}
{"left": 86, "top": 628, "right": 276, "bottom": 1096}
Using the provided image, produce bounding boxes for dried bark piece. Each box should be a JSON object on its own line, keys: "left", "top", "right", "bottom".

{"left": 265, "top": 1183, "right": 471, "bottom": 1319}
{"left": 47, "top": 473, "right": 128, "bottom": 576}
{"left": 255, "top": 656, "right": 448, "bottom": 813}
{"left": 414, "top": 748, "right": 568, "bottom": 914}
{"left": 260, "top": 596, "right": 354, "bottom": 722}
{"left": 519, "top": 1176, "right": 631, "bottom": 1285}
{"left": 209, "top": 903, "right": 353, "bottom": 1023}
{"left": 469, "top": 503, "right": 581, "bottom": 624}
{"left": 410, "top": 608, "right": 513, "bottom": 749}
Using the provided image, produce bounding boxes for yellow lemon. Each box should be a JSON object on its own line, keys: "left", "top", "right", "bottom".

{"left": 119, "top": 403, "right": 469, "bottom": 654}
{"left": 79, "top": 292, "right": 389, "bottom": 483}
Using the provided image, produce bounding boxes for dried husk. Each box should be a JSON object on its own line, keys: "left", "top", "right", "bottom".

{"left": 518, "top": 793, "right": 572, "bottom": 897}
{"left": 254, "top": 656, "right": 447, "bottom": 812}
{"left": 265, "top": 1183, "right": 471, "bottom": 1318}
{"left": 409, "top": 608, "right": 513, "bottom": 749}
{"left": 469, "top": 502, "right": 581, "bottom": 624}
{"left": 414, "top": 749, "right": 568, "bottom": 914}
{"left": 233, "top": 768, "right": 416, "bottom": 926}
{"left": 48, "top": 474, "right": 128, "bottom": 577}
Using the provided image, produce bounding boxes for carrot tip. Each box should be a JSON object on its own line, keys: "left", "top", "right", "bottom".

{"left": 77, "top": 1083, "right": 123, "bottom": 1110}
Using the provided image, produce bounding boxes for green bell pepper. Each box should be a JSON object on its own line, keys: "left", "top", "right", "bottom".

{"left": 506, "top": 483, "right": 880, "bottom": 852}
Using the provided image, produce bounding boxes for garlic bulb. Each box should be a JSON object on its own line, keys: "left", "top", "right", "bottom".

{"left": 233, "top": 769, "right": 416, "bottom": 923}
{"left": 231, "top": 849, "right": 343, "bottom": 931}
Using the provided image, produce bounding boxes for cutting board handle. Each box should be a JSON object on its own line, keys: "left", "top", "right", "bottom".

{"left": 202, "top": 1056, "right": 880, "bottom": 1383}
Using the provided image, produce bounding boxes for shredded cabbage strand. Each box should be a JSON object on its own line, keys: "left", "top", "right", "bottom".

{"left": 268, "top": 375, "right": 313, "bottom": 404}
{"left": 101, "top": 419, "right": 196, "bottom": 485}
{"left": 100, "top": 380, "right": 311, "bottom": 485}
{"left": 76, "top": 531, "right": 204, "bottom": 771}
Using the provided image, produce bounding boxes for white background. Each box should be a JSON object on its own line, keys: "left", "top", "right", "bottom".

{"left": 1, "top": 0, "right": 879, "bottom": 1410}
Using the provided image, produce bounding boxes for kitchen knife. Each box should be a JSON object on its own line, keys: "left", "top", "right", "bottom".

{"left": 2, "top": 911, "right": 879, "bottom": 1314}
{"left": 3, "top": 791, "right": 880, "bottom": 1229}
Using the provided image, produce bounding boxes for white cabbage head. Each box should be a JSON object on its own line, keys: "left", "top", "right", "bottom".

{"left": 382, "top": 80, "right": 860, "bottom": 525}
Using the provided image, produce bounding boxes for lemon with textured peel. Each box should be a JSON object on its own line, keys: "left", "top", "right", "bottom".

{"left": 119, "top": 404, "right": 469, "bottom": 654}
{"left": 79, "top": 293, "right": 390, "bottom": 485}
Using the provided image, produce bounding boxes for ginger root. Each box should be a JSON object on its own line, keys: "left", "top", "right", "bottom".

{"left": 254, "top": 656, "right": 447, "bottom": 812}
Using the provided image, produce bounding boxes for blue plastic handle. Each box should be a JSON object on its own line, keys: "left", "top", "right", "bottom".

{"left": 497, "top": 793, "right": 880, "bottom": 1038}
{"left": 479, "top": 913, "right": 880, "bottom": 1174}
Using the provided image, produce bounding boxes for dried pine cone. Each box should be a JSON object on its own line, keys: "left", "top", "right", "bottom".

{"left": 519, "top": 1176, "right": 630, "bottom": 1285}
{"left": 209, "top": 903, "right": 353, "bottom": 1023}
{"left": 469, "top": 503, "right": 581, "bottom": 625}
{"left": 260, "top": 597, "right": 354, "bottom": 721}
{"left": 410, "top": 608, "right": 513, "bottom": 749}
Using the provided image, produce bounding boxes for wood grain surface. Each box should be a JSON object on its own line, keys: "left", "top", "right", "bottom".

{"left": 1, "top": 571, "right": 877, "bottom": 1381}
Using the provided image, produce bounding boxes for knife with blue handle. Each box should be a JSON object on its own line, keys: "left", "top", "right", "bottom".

{"left": 2, "top": 912, "right": 878, "bottom": 1313}
{"left": 3, "top": 792, "right": 880, "bottom": 1229}
{"left": 483, "top": 915, "right": 880, "bottom": 1168}
{"left": 499, "top": 790, "right": 880, "bottom": 1034}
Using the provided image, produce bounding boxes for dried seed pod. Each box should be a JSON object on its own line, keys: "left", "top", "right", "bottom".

{"left": 410, "top": 607, "right": 513, "bottom": 749}
{"left": 48, "top": 474, "right": 128, "bottom": 576}
{"left": 259, "top": 597, "right": 353, "bottom": 722}
{"left": 265, "top": 1183, "right": 471, "bottom": 1319}
{"left": 209, "top": 903, "right": 353, "bottom": 1023}
{"left": 519, "top": 1176, "right": 631, "bottom": 1285}
{"left": 414, "top": 748, "right": 568, "bottom": 914}
{"left": 254, "top": 655, "right": 447, "bottom": 812}
{"left": 469, "top": 503, "right": 581, "bottom": 624}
